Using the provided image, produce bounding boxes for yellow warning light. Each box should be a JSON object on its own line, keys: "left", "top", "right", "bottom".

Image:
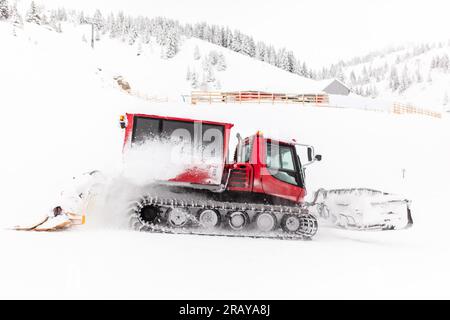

{"left": 119, "top": 115, "right": 127, "bottom": 129}
{"left": 256, "top": 130, "right": 263, "bottom": 136}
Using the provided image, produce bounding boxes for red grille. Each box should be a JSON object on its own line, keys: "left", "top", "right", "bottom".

{"left": 228, "top": 168, "right": 249, "bottom": 189}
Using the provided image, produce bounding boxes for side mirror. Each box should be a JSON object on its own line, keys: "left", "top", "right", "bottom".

{"left": 302, "top": 145, "right": 321, "bottom": 167}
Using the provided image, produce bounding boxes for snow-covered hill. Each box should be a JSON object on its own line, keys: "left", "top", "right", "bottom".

{"left": 58, "top": 23, "right": 323, "bottom": 98}
{"left": 1, "top": 18, "right": 450, "bottom": 299}
{"left": 324, "top": 42, "right": 450, "bottom": 110}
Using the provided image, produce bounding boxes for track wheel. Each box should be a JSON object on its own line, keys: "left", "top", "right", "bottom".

{"left": 254, "top": 212, "right": 277, "bottom": 232}
{"left": 139, "top": 205, "right": 160, "bottom": 224}
{"left": 197, "top": 209, "right": 221, "bottom": 229}
{"left": 227, "top": 211, "right": 249, "bottom": 231}
{"left": 281, "top": 214, "right": 301, "bottom": 233}
{"left": 167, "top": 208, "right": 189, "bottom": 228}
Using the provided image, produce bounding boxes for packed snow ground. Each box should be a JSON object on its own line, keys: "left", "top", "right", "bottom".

{"left": 1, "top": 21, "right": 450, "bottom": 299}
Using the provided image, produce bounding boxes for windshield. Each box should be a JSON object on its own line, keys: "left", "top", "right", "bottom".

{"left": 266, "top": 141, "right": 303, "bottom": 187}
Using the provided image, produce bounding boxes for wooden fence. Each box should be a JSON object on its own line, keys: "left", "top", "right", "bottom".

{"left": 130, "top": 90, "right": 169, "bottom": 103}
{"left": 392, "top": 103, "right": 442, "bottom": 119}
{"left": 190, "top": 92, "right": 443, "bottom": 120}
{"left": 190, "top": 91, "right": 330, "bottom": 105}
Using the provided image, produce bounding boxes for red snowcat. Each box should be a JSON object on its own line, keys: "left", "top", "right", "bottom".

{"left": 120, "top": 113, "right": 413, "bottom": 240}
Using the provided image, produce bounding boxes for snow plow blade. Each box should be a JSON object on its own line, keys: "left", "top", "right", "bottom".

{"left": 12, "top": 216, "right": 49, "bottom": 231}
{"left": 11, "top": 213, "right": 84, "bottom": 232}
{"left": 311, "top": 188, "right": 413, "bottom": 231}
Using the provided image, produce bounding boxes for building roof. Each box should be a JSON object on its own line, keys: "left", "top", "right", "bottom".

{"left": 222, "top": 78, "right": 349, "bottom": 95}
{"left": 315, "top": 78, "right": 351, "bottom": 91}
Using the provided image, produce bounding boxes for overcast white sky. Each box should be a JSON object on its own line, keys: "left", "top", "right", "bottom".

{"left": 29, "top": 0, "right": 450, "bottom": 67}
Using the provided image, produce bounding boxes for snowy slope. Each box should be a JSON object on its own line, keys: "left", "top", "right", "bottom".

{"left": 56, "top": 23, "right": 322, "bottom": 98}
{"left": 1, "top": 20, "right": 450, "bottom": 299}
{"left": 332, "top": 42, "right": 450, "bottom": 110}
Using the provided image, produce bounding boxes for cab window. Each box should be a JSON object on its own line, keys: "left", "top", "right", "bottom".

{"left": 266, "top": 141, "right": 301, "bottom": 186}
{"left": 266, "top": 143, "right": 296, "bottom": 171}
{"left": 237, "top": 140, "right": 252, "bottom": 163}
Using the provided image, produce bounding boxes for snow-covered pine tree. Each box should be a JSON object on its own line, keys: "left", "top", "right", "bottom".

{"left": 56, "top": 7, "right": 67, "bottom": 21}
{"left": 399, "top": 66, "right": 411, "bottom": 92}
{"left": 186, "top": 67, "right": 192, "bottom": 81}
{"left": 190, "top": 70, "right": 199, "bottom": 89}
{"left": 26, "top": 1, "right": 41, "bottom": 25}
{"left": 336, "top": 67, "right": 345, "bottom": 82}
{"left": 9, "top": 2, "right": 22, "bottom": 28}
{"left": 77, "top": 10, "right": 86, "bottom": 24}
{"left": 208, "top": 50, "right": 219, "bottom": 66}
{"left": 389, "top": 67, "right": 400, "bottom": 91}
{"left": 415, "top": 66, "right": 423, "bottom": 83}
{"left": 40, "top": 12, "right": 49, "bottom": 26}
{"left": 192, "top": 23, "right": 200, "bottom": 38}
{"left": 212, "top": 27, "right": 223, "bottom": 46}
{"left": 116, "top": 11, "right": 126, "bottom": 39}
{"left": 216, "top": 53, "right": 227, "bottom": 71}
{"left": 255, "top": 41, "right": 266, "bottom": 61}
{"left": 55, "top": 21, "right": 62, "bottom": 33}
{"left": 137, "top": 41, "right": 142, "bottom": 56}
{"left": 199, "top": 73, "right": 209, "bottom": 91}
{"left": 361, "top": 66, "right": 369, "bottom": 84}
{"left": 224, "top": 28, "right": 233, "bottom": 48}
{"left": 241, "top": 35, "right": 255, "bottom": 57}
{"left": 350, "top": 71, "right": 357, "bottom": 86}
{"left": 109, "top": 13, "right": 122, "bottom": 39}
{"left": 286, "top": 51, "right": 296, "bottom": 73}
{"left": 276, "top": 48, "right": 289, "bottom": 72}
{"left": 0, "top": 0, "right": 9, "bottom": 20}
{"left": 202, "top": 24, "right": 212, "bottom": 42}
{"left": 218, "top": 27, "right": 226, "bottom": 47}
{"left": 184, "top": 24, "right": 193, "bottom": 38}
{"left": 230, "top": 30, "right": 242, "bottom": 53}
{"left": 121, "top": 15, "right": 133, "bottom": 42}
{"left": 127, "top": 26, "right": 138, "bottom": 45}
{"left": 266, "top": 46, "right": 276, "bottom": 65}
{"left": 93, "top": 9, "right": 103, "bottom": 30}
{"left": 142, "top": 28, "right": 151, "bottom": 44}
{"left": 371, "top": 85, "right": 379, "bottom": 98}
{"left": 205, "top": 64, "right": 215, "bottom": 82}
{"left": 329, "top": 64, "right": 338, "bottom": 78}
{"left": 161, "top": 28, "right": 179, "bottom": 59}
{"left": 48, "top": 9, "right": 63, "bottom": 32}
{"left": 301, "top": 62, "right": 309, "bottom": 78}
{"left": 318, "top": 67, "right": 326, "bottom": 80}
{"left": 194, "top": 45, "right": 201, "bottom": 60}
{"left": 431, "top": 56, "right": 437, "bottom": 69}
{"left": 201, "top": 56, "right": 210, "bottom": 72}
{"left": 440, "top": 54, "right": 450, "bottom": 71}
